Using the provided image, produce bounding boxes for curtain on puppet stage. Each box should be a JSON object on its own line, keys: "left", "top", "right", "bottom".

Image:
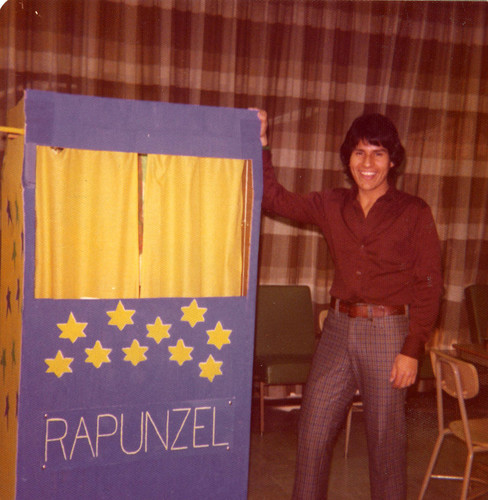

{"left": 35, "top": 147, "right": 246, "bottom": 298}
{"left": 35, "top": 147, "right": 140, "bottom": 299}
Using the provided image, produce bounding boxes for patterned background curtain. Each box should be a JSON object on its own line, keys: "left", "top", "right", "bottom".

{"left": 1, "top": 0, "right": 487, "bottom": 347}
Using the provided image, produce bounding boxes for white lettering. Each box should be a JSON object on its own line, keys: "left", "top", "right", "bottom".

{"left": 193, "top": 407, "right": 211, "bottom": 449}
{"left": 212, "top": 407, "right": 229, "bottom": 448}
{"left": 171, "top": 408, "right": 190, "bottom": 451}
{"left": 43, "top": 403, "right": 230, "bottom": 466}
{"left": 120, "top": 412, "right": 144, "bottom": 455}
{"left": 96, "top": 413, "right": 118, "bottom": 457}
{"left": 70, "top": 417, "right": 95, "bottom": 460}
{"left": 45, "top": 418, "right": 68, "bottom": 462}
{"left": 145, "top": 410, "right": 169, "bottom": 452}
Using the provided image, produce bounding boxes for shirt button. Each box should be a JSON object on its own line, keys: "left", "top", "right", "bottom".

{"left": 356, "top": 270, "right": 362, "bottom": 276}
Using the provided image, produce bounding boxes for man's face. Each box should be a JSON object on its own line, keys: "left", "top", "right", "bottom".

{"left": 349, "top": 139, "right": 393, "bottom": 198}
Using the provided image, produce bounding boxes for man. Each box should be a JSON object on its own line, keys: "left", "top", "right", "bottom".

{"left": 255, "top": 110, "right": 443, "bottom": 499}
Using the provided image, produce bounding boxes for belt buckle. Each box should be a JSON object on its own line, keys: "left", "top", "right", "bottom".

{"left": 375, "top": 305, "right": 385, "bottom": 318}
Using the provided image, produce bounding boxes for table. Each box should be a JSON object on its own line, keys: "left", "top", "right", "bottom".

{"left": 453, "top": 343, "right": 488, "bottom": 368}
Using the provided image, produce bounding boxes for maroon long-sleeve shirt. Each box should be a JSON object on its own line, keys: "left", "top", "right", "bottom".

{"left": 262, "top": 149, "right": 443, "bottom": 359}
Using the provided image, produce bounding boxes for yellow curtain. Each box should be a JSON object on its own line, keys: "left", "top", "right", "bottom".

{"left": 141, "top": 155, "right": 244, "bottom": 297}
{"left": 35, "top": 147, "right": 139, "bottom": 299}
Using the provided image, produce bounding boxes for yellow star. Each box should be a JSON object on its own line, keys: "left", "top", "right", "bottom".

{"left": 107, "top": 301, "right": 135, "bottom": 331}
{"left": 146, "top": 317, "right": 171, "bottom": 344}
{"left": 198, "top": 355, "right": 223, "bottom": 382}
{"left": 168, "top": 339, "right": 193, "bottom": 366}
{"left": 85, "top": 340, "right": 111, "bottom": 368}
{"left": 181, "top": 299, "right": 207, "bottom": 328}
{"left": 122, "top": 339, "right": 148, "bottom": 366}
{"left": 57, "top": 312, "right": 87, "bottom": 343}
{"left": 45, "top": 350, "right": 74, "bottom": 378}
{"left": 206, "top": 321, "right": 232, "bottom": 350}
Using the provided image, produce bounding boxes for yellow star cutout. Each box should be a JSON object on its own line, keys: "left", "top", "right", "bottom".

{"left": 57, "top": 312, "right": 87, "bottom": 343}
{"left": 107, "top": 301, "right": 135, "bottom": 331}
{"left": 45, "top": 350, "right": 74, "bottom": 378}
{"left": 168, "top": 339, "right": 193, "bottom": 366}
{"left": 181, "top": 299, "right": 207, "bottom": 327}
{"left": 85, "top": 340, "right": 112, "bottom": 368}
{"left": 199, "top": 355, "right": 223, "bottom": 382}
{"left": 122, "top": 339, "right": 148, "bottom": 366}
{"left": 146, "top": 317, "right": 171, "bottom": 344}
{"left": 206, "top": 321, "right": 232, "bottom": 350}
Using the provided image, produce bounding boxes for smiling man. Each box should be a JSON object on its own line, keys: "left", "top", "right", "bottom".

{"left": 256, "top": 111, "right": 443, "bottom": 499}
{"left": 348, "top": 140, "right": 391, "bottom": 214}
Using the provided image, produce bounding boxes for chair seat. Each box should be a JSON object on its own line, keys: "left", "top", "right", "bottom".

{"left": 255, "top": 354, "right": 312, "bottom": 385}
{"left": 450, "top": 418, "right": 488, "bottom": 447}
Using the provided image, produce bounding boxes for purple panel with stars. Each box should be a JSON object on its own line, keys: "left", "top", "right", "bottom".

{"left": 16, "top": 90, "right": 262, "bottom": 500}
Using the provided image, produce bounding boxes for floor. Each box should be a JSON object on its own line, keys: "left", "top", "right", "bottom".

{"left": 247, "top": 387, "right": 488, "bottom": 500}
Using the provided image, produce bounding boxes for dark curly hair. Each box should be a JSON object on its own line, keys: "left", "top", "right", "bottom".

{"left": 339, "top": 113, "right": 405, "bottom": 185}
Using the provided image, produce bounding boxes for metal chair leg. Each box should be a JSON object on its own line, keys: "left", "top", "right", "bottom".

{"left": 418, "top": 432, "right": 446, "bottom": 499}
{"left": 460, "top": 452, "right": 474, "bottom": 500}
{"left": 344, "top": 404, "right": 353, "bottom": 457}
{"left": 259, "top": 381, "right": 265, "bottom": 435}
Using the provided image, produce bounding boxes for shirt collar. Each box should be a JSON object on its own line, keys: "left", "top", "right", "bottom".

{"left": 349, "top": 184, "right": 399, "bottom": 203}
{"left": 381, "top": 184, "right": 399, "bottom": 202}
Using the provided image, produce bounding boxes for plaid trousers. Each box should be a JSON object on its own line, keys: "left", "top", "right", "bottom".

{"left": 292, "top": 307, "right": 409, "bottom": 500}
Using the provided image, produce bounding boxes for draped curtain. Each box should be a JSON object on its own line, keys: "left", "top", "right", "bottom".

{"left": 35, "top": 147, "right": 140, "bottom": 299}
{"left": 141, "top": 154, "right": 245, "bottom": 297}
{"left": 35, "top": 147, "right": 245, "bottom": 298}
{"left": 1, "top": 0, "right": 487, "bottom": 345}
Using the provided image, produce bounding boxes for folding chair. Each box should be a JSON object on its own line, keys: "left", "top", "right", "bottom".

{"left": 418, "top": 349, "right": 488, "bottom": 500}
{"left": 254, "top": 285, "right": 316, "bottom": 434}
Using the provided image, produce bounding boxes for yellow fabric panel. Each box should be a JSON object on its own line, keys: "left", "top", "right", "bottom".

{"left": 35, "top": 147, "right": 139, "bottom": 298}
{"left": 141, "top": 155, "right": 244, "bottom": 297}
{"left": 0, "top": 132, "right": 24, "bottom": 500}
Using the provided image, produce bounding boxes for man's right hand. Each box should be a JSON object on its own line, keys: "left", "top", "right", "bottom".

{"left": 250, "top": 108, "right": 268, "bottom": 147}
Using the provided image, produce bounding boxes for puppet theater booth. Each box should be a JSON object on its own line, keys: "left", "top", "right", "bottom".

{"left": 0, "top": 90, "right": 263, "bottom": 499}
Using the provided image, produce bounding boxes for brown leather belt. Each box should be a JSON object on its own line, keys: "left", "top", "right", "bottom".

{"left": 331, "top": 296, "right": 407, "bottom": 319}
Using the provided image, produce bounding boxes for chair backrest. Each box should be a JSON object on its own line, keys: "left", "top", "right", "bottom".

{"left": 465, "top": 284, "right": 488, "bottom": 344}
{"left": 431, "top": 349, "right": 479, "bottom": 400}
{"left": 254, "top": 285, "right": 315, "bottom": 357}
